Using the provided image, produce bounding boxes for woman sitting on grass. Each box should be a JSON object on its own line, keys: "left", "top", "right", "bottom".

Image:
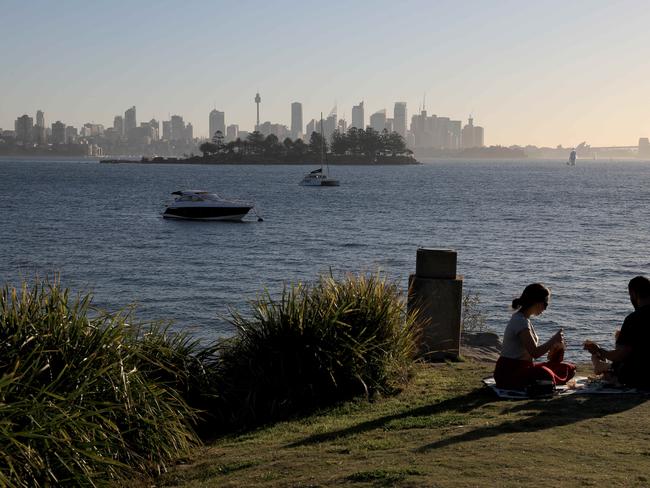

{"left": 494, "top": 283, "right": 575, "bottom": 390}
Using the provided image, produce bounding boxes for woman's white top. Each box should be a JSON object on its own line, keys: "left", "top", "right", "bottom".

{"left": 501, "top": 311, "right": 538, "bottom": 361}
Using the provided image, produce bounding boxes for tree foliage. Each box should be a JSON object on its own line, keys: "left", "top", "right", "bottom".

{"left": 199, "top": 128, "right": 411, "bottom": 162}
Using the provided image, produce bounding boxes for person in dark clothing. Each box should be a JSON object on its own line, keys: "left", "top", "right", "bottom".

{"left": 584, "top": 276, "right": 650, "bottom": 389}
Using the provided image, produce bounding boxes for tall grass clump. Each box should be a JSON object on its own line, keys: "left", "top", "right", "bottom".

{"left": 212, "top": 273, "right": 419, "bottom": 429}
{"left": 0, "top": 280, "right": 205, "bottom": 487}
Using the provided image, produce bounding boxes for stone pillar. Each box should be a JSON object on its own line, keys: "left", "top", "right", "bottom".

{"left": 408, "top": 248, "right": 463, "bottom": 360}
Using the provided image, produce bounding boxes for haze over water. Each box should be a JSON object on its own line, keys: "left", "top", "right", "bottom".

{"left": 1, "top": 158, "right": 648, "bottom": 359}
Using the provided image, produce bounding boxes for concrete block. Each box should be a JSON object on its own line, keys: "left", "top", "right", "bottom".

{"left": 415, "top": 248, "right": 457, "bottom": 279}
{"left": 408, "top": 274, "right": 463, "bottom": 358}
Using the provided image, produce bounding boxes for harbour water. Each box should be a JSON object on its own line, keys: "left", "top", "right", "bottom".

{"left": 1, "top": 158, "right": 649, "bottom": 359}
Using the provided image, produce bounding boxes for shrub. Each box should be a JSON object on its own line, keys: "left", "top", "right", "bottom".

{"left": 0, "top": 281, "right": 203, "bottom": 487}
{"left": 211, "top": 273, "right": 419, "bottom": 429}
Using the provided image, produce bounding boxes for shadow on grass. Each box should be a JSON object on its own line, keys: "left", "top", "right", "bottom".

{"left": 287, "top": 388, "right": 492, "bottom": 448}
{"left": 287, "top": 387, "right": 648, "bottom": 451}
{"left": 416, "top": 393, "right": 648, "bottom": 452}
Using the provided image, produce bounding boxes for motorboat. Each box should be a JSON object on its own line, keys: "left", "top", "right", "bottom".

{"left": 300, "top": 168, "right": 339, "bottom": 186}
{"left": 163, "top": 190, "right": 254, "bottom": 221}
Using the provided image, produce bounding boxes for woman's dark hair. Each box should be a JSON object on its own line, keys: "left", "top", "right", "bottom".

{"left": 512, "top": 283, "right": 550, "bottom": 310}
{"left": 629, "top": 276, "right": 650, "bottom": 298}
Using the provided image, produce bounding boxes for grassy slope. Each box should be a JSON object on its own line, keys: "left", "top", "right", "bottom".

{"left": 161, "top": 361, "right": 650, "bottom": 488}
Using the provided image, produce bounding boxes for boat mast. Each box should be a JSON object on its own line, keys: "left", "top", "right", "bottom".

{"left": 320, "top": 112, "right": 324, "bottom": 172}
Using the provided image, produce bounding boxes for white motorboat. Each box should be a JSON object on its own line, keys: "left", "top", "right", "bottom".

{"left": 163, "top": 190, "right": 254, "bottom": 221}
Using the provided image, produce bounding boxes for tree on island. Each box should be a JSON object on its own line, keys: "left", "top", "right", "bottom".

{"left": 246, "top": 131, "right": 265, "bottom": 155}
{"left": 308, "top": 131, "right": 328, "bottom": 156}
{"left": 197, "top": 127, "right": 412, "bottom": 162}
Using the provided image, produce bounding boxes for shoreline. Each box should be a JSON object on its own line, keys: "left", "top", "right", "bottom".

{"left": 100, "top": 157, "right": 421, "bottom": 166}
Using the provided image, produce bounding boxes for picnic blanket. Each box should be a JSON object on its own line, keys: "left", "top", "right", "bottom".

{"left": 482, "top": 376, "right": 644, "bottom": 399}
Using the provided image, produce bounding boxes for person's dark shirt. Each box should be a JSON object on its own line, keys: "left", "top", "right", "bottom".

{"left": 614, "top": 303, "right": 650, "bottom": 388}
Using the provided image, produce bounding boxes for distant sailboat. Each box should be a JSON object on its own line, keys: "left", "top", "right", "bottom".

{"left": 299, "top": 113, "right": 339, "bottom": 186}
{"left": 567, "top": 150, "right": 577, "bottom": 166}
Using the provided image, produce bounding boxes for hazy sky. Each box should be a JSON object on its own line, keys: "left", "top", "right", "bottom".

{"left": 2, "top": 0, "right": 649, "bottom": 146}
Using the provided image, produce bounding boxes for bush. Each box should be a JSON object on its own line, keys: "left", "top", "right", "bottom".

{"left": 0, "top": 281, "right": 204, "bottom": 487}
{"left": 211, "top": 273, "right": 419, "bottom": 429}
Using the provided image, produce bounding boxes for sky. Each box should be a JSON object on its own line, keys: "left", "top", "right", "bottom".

{"left": 1, "top": 0, "right": 650, "bottom": 147}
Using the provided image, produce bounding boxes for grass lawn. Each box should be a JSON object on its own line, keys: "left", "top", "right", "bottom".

{"left": 160, "top": 361, "right": 650, "bottom": 487}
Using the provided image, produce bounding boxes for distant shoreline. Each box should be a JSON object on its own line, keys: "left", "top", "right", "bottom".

{"left": 100, "top": 155, "right": 420, "bottom": 166}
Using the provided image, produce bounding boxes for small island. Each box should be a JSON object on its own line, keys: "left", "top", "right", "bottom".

{"left": 101, "top": 128, "right": 419, "bottom": 165}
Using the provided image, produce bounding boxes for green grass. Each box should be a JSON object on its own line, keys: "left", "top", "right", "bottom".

{"left": 160, "top": 361, "right": 650, "bottom": 488}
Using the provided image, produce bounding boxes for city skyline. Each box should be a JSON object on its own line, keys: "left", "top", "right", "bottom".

{"left": 2, "top": 1, "right": 650, "bottom": 147}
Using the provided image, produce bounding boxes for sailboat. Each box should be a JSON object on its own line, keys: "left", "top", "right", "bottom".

{"left": 567, "top": 150, "right": 577, "bottom": 166}
{"left": 300, "top": 113, "right": 339, "bottom": 186}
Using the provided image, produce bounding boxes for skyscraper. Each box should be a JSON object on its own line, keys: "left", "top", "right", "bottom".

{"left": 113, "top": 115, "right": 124, "bottom": 138}
{"left": 170, "top": 115, "right": 185, "bottom": 141}
{"left": 51, "top": 121, "right": 66, "bottom": 144}
{"left": 226, "top": 124, "right": 239, "bottom": 142}
{"left": 14, "top": 114, "right": 33, "bottom": 143}
{"left": 291, "top": 102, "right": 303, "bottom": 139}
{"left": 124, "top": 106, "right": 137, "bottom": 139}
{"left": 369, "top": 110, "right": 386, "bottom": 133}
{"left": 35, "top": 110, "right": 46, "bottom": 143}
{"left": 209, "top": 109, "right": 225, "bottom": 140}
{"left": 306, "top": 119, "right": 317, "bottom": 137}
{"left": 461, "top": 116, "right": 474, "bottom": 149}
{"left": 162, "top": 121, "right": 171, "bottom": 141}
{"left": 351, "top": 101, "right": 364, "bottom": 129}
{"left": 461, "top": 116, "right": 484, "bottom": 149}
{"left": 393, "top": 102, "right": 407, "bottom": 138}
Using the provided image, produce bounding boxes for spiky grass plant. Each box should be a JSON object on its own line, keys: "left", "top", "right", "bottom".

{"left": 213, "top": 273, "right": 419, "bottom": 429}
{"left": 0, "top": 281, "right": 204, "bottom": 487}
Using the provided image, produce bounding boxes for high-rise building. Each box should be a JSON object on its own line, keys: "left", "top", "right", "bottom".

{"left": 65, "top": 126, "right": 78, "bottom": 144}
{"left": 209, "top": 110, "right": 225, "bottom": 140}
{"left": 461, "top": 117, "right": 484, "bottom": 149}
{"left": 290, "top": 102, "right": 303, "bottom": 139}
{"left": 14, "top": 115, "right": 34, "bottom": 143}
{"left": 162, "top": 121, "right": 171, "bottom": 141}
{"left": 124, "top": 106, "right": 137, "bottom": 139}
{"left": 323, "top": 110, "right": 337, "bottom": 141}
{"left": 257, "top": 121, "right": 290, "bottom": 140}
{"left": 384, "top": 118, "right": 394, "bottom": 132}
{"left": 226, "top": 124, "right": 239, "bottom": 142}
{"left": 369, "top": 110, "right": 386, "bottom": 133}
{"left": 35, "top": 110, "right": 46, "bottom": 144}
{"left": 474, "top": 126, "right": 484, "bottom": 148}
{"left": 51, "top": 121, "right": 66, "bottom": 144}
{"left": 149, "top": 119, "right": 160, "bottom": 140}
{"left": 393, "top": 102, "right": 407, "bottom": 138}
{"left": 351, "top": 101, "right": 364, "bottom": 129}
{"left": 306, "top": 119, "right": 317, "bottom": 137}
{"left": 639, "top": 138, "right": 650, "bottom": 158}
{"left": 448, "top": 120, "right": 461, "bottom": 150}
{"left": 113, "top": 115, "right": 124, "bottom": 138}
{"left": 170, "top": 115, "right": 185, "bottom": 141}
{"left": 337, "top": 118, "right": 347, "bottom": 134}
{"left": 185, "top": 123, "right": 194, "bottom": 141}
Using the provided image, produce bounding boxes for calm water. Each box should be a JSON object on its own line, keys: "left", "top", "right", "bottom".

{"left": 1, "top": 158, "right": 649, "bottom": 359}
